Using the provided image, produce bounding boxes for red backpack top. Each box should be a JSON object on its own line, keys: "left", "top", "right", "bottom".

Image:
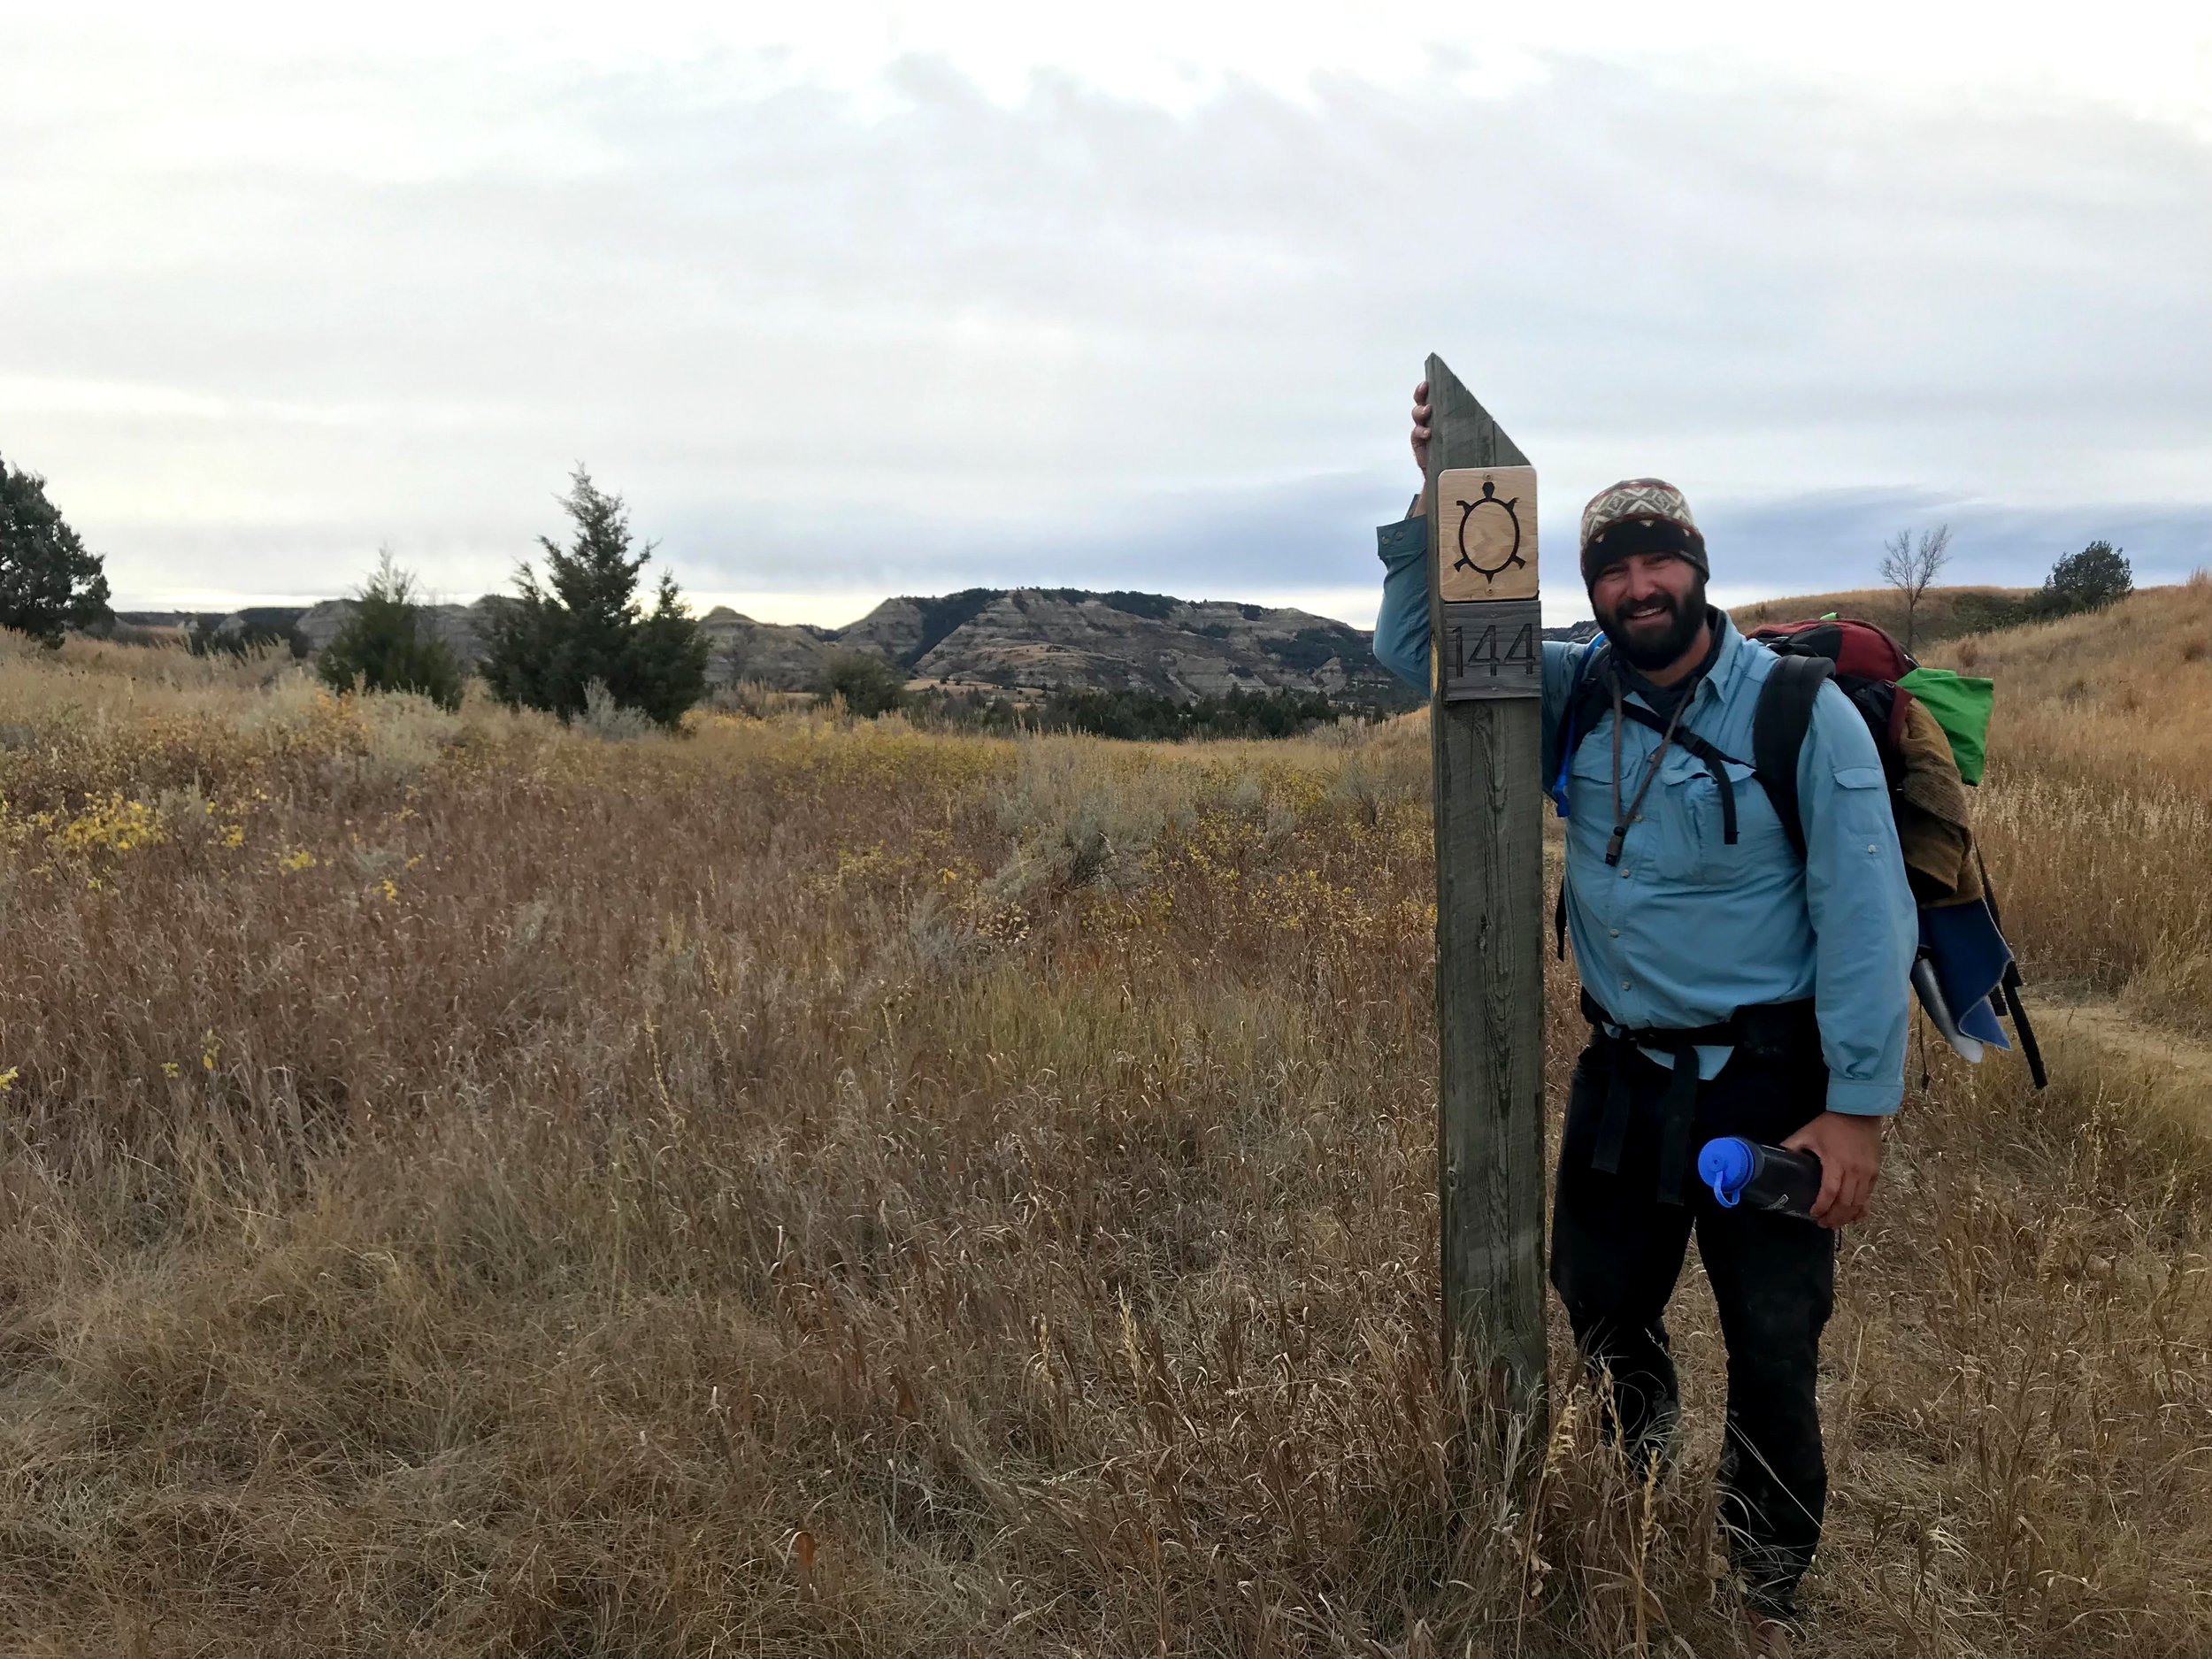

{"left": 1745, "top": 617, "right": 1915, "bottom": 680}
{"left": 1746, "top": 618, "right": 1916, "bottom": 752}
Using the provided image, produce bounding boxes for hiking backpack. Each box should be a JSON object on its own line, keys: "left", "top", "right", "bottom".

{"left": 1550, "top": 616, "right": 2047, "bottom": 1087}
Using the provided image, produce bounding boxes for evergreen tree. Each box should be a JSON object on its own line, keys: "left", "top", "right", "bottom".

{"left": 817, "top": 650, "right": 908, "bottom": 717}
{"left": 0, "top": 453, "right": 111, "bottom": 645}
{"left": 318, "top": 549, "right": 464, "bottom": 710}
{"left": 187, "top": 611, "right": 308, "bottom": 659}
{"left": 480, "top": 468, "right": 709, "bottom": 727}
{"left": 2039, "top": 540, "right": 2133, "bottom": 617}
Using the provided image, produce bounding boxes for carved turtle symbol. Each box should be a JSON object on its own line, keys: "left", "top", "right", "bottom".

{"left": 1452, "top": 480, "right": 1525, "bottom": 582}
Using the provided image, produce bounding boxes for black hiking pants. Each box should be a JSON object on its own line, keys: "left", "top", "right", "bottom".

{"left": 1549, "top": 1034, "right": 1838, "bottom": 1621}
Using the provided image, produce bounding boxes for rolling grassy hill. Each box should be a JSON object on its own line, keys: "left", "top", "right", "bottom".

{"left": 1730, "top": 583, "right": 2038, "bottom": 648}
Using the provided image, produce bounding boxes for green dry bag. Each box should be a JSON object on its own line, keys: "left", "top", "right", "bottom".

{"left": 1898, "top": 666, "right": 1994, "bottom": 785}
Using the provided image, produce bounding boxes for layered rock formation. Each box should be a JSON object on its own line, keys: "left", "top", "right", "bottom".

{"left": 119, "top": 586, "right": 1593, "bottom": 703}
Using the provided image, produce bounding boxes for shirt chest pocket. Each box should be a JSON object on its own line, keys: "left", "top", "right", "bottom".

{"left": 1648, "top": 750, "right": 1725, "bottom": 882}
{"left": 1565, "top": 741, "right": 1720, "bottom": 882}
{"left": 1674, "top": 755, "right": 1792, "bottom": 885}
{"left": 1571, "top": 742, "right": 1780, "bottom": 886}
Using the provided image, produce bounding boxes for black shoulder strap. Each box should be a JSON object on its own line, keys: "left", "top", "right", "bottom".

{"left": 1752, "top": 654, "right": 1832, "bottom": 862}
{"left": 1558, "top": 647, "right": 1614, "bottom": 769}
{"left": 1555, "top": 647, "right": 1615, "bottom": 961}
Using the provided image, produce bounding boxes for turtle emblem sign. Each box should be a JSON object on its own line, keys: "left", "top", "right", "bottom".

{"left": 1454, "top": 480, "right": 1524, "bottom": 580}
{"left": 1435, "top": 465, "right": 1539, "bottom": 603}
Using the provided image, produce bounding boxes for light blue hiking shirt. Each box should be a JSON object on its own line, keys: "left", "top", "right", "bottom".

{"left": 1375, "top": 514, "right": 1914, "bottom": 1115}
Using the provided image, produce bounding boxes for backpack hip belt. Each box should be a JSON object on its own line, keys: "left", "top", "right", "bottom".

{"left": 1580, "top": 989, "right": 1820, "bottom": 1204}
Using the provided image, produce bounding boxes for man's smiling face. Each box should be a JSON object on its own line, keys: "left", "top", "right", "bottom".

{"left": 1590, "top": 547, "right": 1709, "bottom": 672}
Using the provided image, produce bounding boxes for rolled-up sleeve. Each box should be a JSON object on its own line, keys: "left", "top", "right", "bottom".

{"left": 1373, "top": 516, "right": 1429, "bottom": 691}
{"left": 1798, "top": 684, "right": 1916, "bottom": 1114}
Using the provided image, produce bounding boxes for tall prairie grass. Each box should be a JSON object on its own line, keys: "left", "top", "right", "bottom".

{"left": 0, "top": 614, "right": 2205, "bottom": 1655}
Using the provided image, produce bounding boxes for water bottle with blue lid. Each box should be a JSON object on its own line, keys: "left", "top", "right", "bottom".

{"left": 1697, "top": 1136, "right": 1824, "bottom": 1221}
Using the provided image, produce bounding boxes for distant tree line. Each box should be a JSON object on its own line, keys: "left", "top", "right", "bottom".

{"left": 826, "top": 675, "right": 1410, "bottom": 741}
{"left": 187, "top": 612, "right": 310, "bottom": 660}
{"left": 814, "top": 641, "right": 1419, "bottom": 740}
{"left": 1023, "top": 686, "right": 1370, "bottom": 741}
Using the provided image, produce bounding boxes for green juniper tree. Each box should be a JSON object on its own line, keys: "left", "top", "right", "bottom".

{"left": 2039, "top": 540, "right": 2133, "bottom": 617}
{"left": 318, "top": 549, "right": 465, "bottom": 710}
{"left": 0, "top": 453, "right": 111, "bottom": 645}
{"left": 817, "top": 649, "right": 908, "bottom": 717}
{"left": 480, "top": 468, "right": 709, "bottom": 728}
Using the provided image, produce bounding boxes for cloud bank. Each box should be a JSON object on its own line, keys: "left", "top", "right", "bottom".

{"left": 3, "top": 15, "right": 2207, "bottom": 623}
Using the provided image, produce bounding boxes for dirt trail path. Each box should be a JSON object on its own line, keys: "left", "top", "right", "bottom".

{"left": 2038, "top": 999, "right": 2212, "bottom": 1092}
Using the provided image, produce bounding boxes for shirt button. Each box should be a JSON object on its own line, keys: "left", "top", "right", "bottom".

{"left": 1620, "top": 979, "right": 1631, "bottom": 991}
{"left": 1619, "top": 870, "right": 1630, "bottom": 879}
{"left": 1609, "top": 927, "right": 1620, "bottom": 937}
{"left": 1867, "top": 842, "right": 1877, "bottom": 853}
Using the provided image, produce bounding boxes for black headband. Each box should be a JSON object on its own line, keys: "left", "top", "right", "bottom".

{"left": 1581, "top": 518, "right": 1710, "bottom": 588}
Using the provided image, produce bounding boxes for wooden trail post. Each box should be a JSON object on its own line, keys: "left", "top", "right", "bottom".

{"left": 1424, "top": 354, "right": 1548, "bottom": 1421}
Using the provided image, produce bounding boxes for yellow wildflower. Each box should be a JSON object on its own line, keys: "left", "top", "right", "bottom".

{"left": 53, "top": 794, "right": 166, "bottom": 860}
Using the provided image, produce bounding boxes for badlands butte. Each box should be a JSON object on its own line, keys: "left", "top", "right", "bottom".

{"left": 121, "top": 587, "right": 1596, "bottom": 704}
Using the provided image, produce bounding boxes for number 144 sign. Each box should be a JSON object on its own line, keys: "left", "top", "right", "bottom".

{"left": 1440, "top": 599, "right": 1542, "bottom": 702}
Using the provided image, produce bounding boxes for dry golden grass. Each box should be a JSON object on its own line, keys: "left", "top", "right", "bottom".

{"left": 0, "top": 616, "right": 2207, "bottom": 1656}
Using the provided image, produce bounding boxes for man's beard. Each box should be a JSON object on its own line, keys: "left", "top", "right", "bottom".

{"left": 1597, "top": 578, "right": 1709, "bottom": 672}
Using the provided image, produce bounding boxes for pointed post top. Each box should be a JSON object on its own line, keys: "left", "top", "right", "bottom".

{"left": 1425, "top": 353, "right": 1530, "bottom": 475}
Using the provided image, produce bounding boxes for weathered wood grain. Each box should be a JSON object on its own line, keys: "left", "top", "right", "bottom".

{"left": 1424, "top": 356, "right": 1548, "bottom": 1419}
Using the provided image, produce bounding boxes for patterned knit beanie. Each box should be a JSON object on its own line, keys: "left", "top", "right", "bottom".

{"left": 1578, "top": 478, "right": 1709, "bottom": 588}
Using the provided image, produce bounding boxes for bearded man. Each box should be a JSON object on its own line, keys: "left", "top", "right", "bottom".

{"left": 1371, "top": 384, "right": 1916, "bottom": 1655}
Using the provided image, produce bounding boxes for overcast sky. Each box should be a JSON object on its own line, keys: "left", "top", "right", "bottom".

{"left": 5, "top": 3, "right": 2208, "bottom": 627}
